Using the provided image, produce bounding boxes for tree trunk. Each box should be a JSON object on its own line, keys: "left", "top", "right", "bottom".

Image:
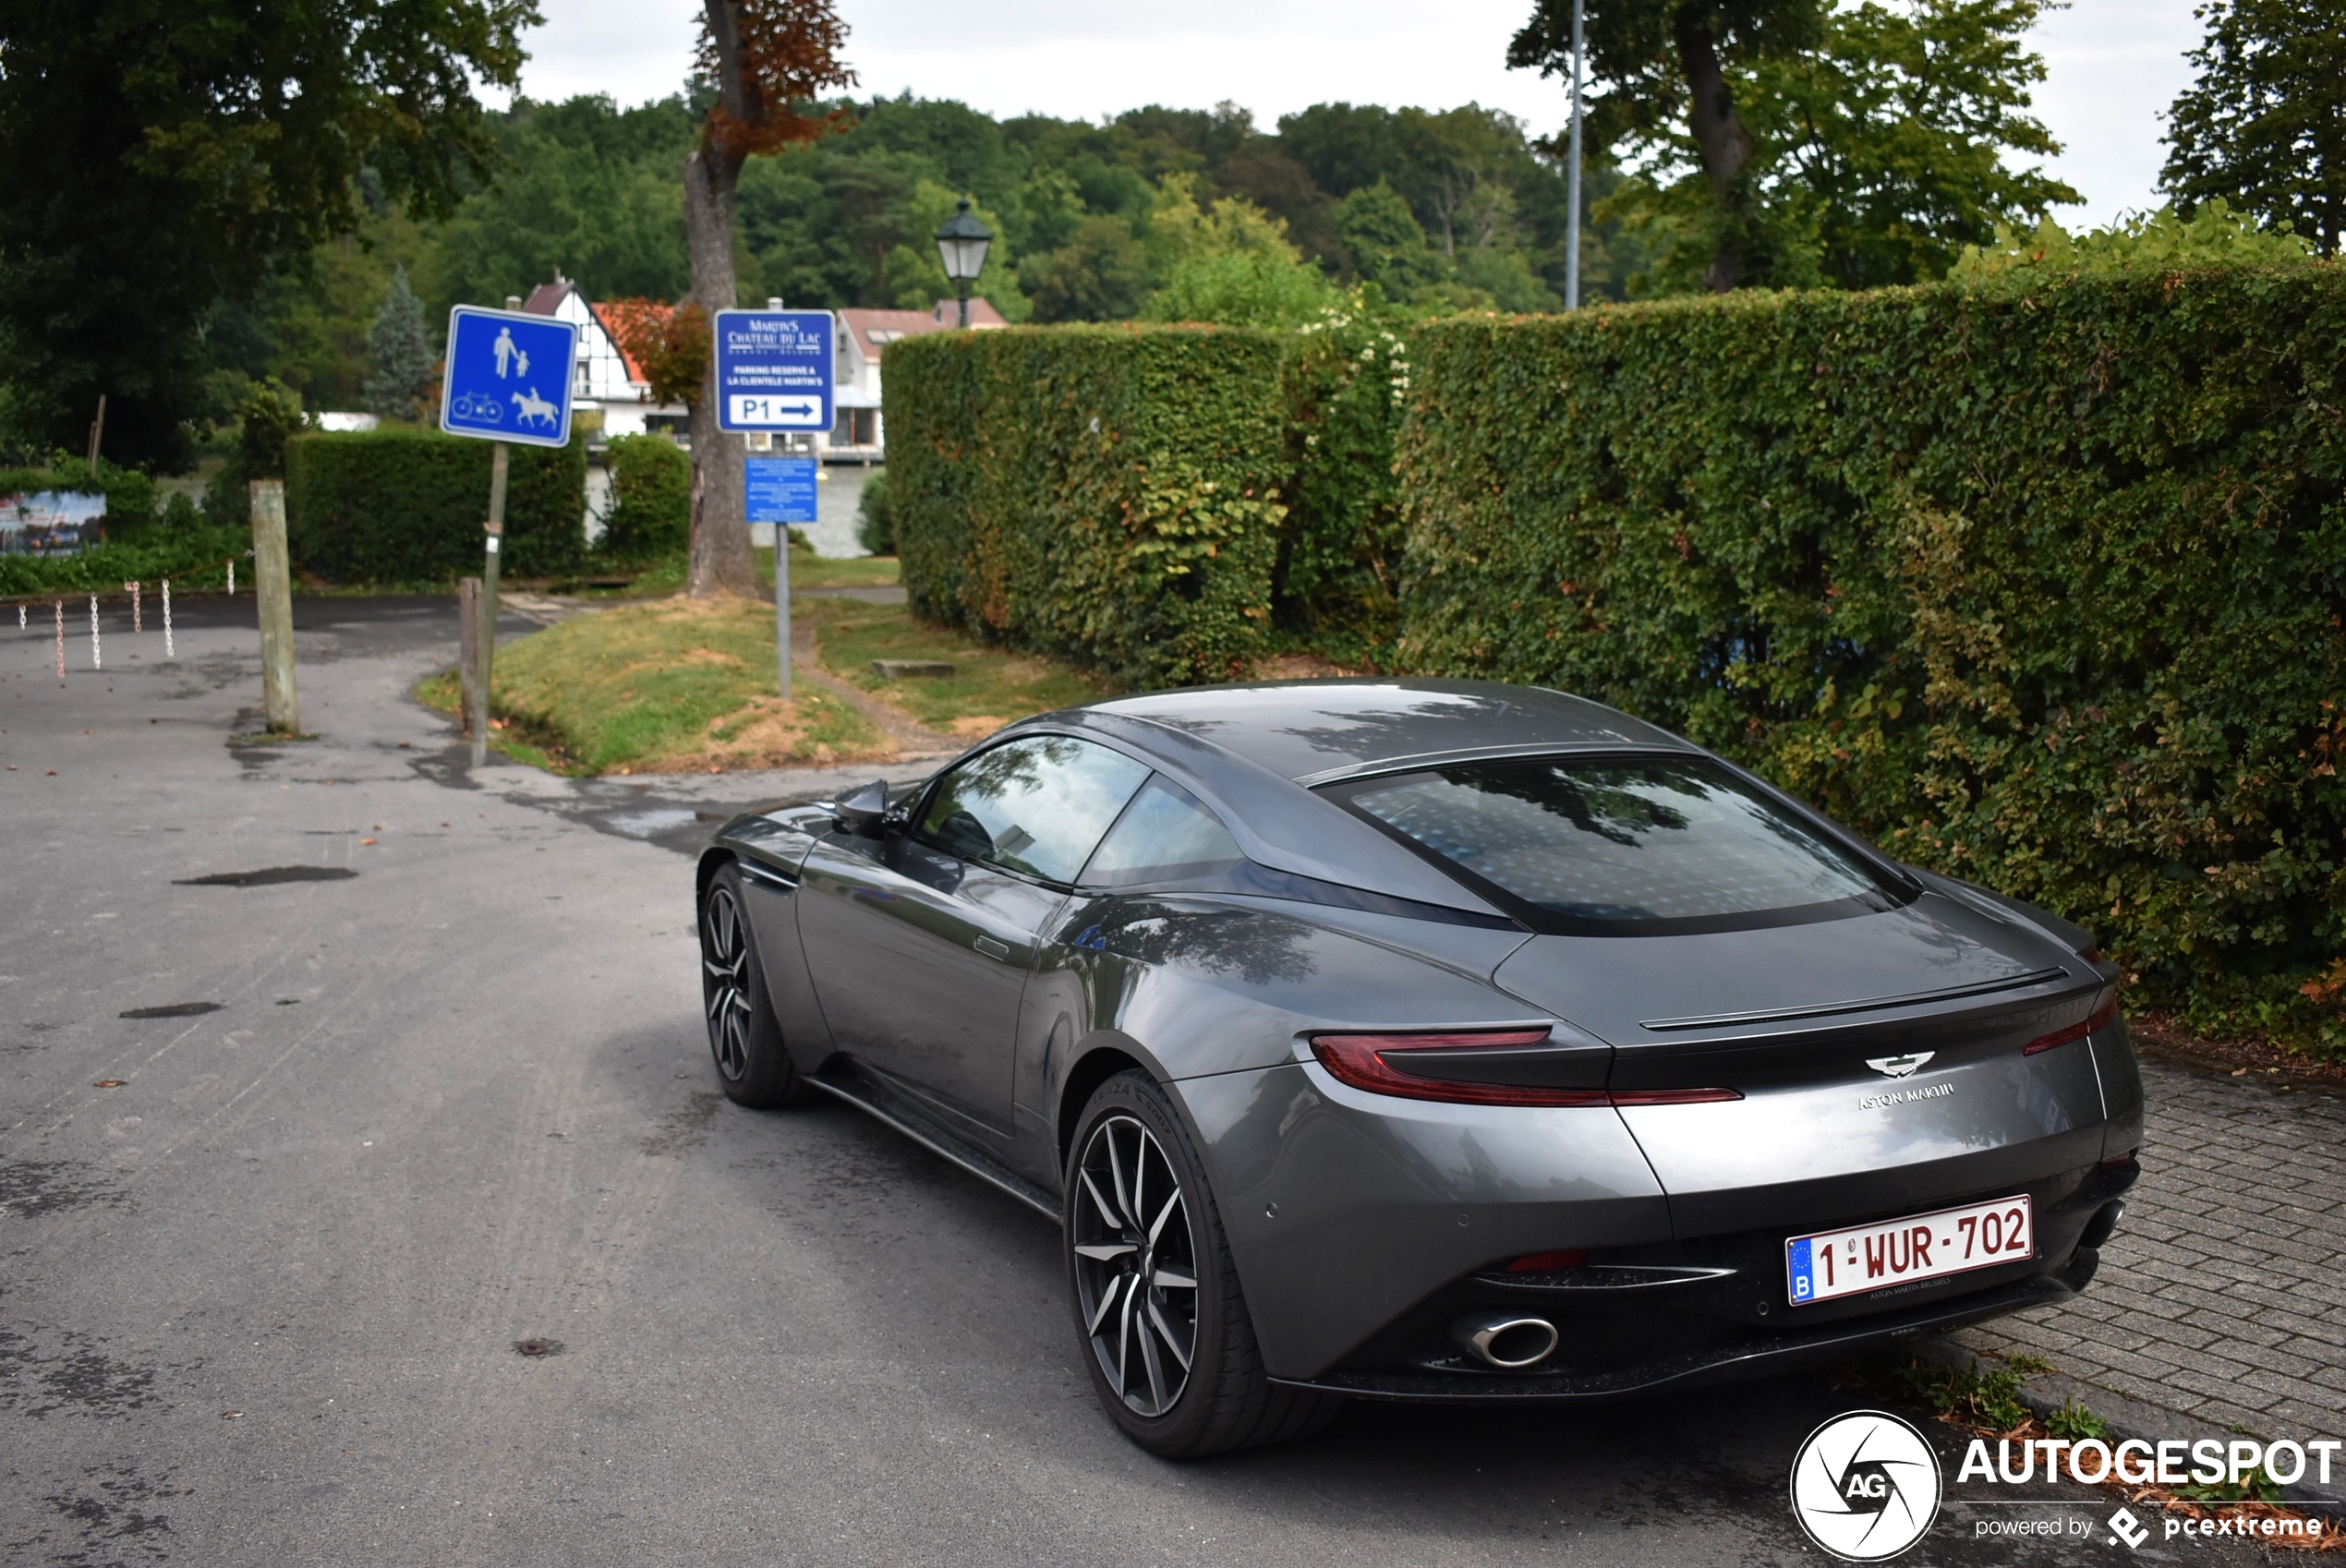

{"left": 1673, "top": 3, "right": 1756, "bottom": 293}
{"left": 683, "top": 145, "right": 756, "bottom": 599}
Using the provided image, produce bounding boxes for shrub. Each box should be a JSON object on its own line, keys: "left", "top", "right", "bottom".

{"left": 1274, "top": 294, "right": 1415, "bottom": 660}
{"left": 284, "top": 428, "right": 586, "bottom": 583}
{"left": 599, "top": 433, "right": 690, "bottom": 560}
{"left": 884, "top": 324, "right": 1289, "bottom": 686}
{"left": 855, "top": 468, "right": 895, "bottom": 556}
{"left": 203, "top": 377, "right": 310, "bottom": 525}
{"left": 1396, "top": 262, "right": 2346, "bottom": 1045}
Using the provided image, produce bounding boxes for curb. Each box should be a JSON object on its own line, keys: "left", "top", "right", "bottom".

{"left": 1915, "top": 1337, "right": 2346, "bottom": 1509}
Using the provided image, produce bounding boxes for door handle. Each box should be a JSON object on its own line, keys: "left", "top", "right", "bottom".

{"left": 973, "top": 935, "right": 1010, "bottom": 960}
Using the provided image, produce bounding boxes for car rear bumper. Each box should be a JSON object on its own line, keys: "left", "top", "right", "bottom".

{"left": 1270, "top": 1259, "right": 2091, "bottom": 1404}
{"left": 1178, "top": 1060, "right": 2138, "bottom": 1383}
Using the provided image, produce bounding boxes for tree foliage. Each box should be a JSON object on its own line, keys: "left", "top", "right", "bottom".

{"left": 2162, "top": 0, "right": 2346, "bottom": 256}
{"left": 0, "top": 0, "right": 536, "bottom": 466}
{"left": 1511, "top": 0, "right": 2075, "bottom": 293}
{"left": 364, "top": 267, "right": 436, "bottom": 420}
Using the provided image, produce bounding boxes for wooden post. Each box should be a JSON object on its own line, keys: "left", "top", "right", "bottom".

{"left": 470, "top": 443, "right": 509, "bottom": 768}
{"left": 457, "top": 576, "right": 481, "bottom": 735}
{"left": 248, "top": 478, "right": 298, "bottom": 734}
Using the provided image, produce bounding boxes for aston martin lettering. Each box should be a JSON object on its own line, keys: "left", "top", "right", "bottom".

{"left": 1860, "top": 1080, "right": 1955, "bottom": 1110}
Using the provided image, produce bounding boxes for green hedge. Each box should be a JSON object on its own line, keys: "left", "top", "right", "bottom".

{"left": 599, "top": 433, "right": 690, "bottom": 560}
{"left": 1274, "top": 304, "right": 1412, "bottom": 660}
{"left": 885, "top": 325, "right": 1290, "bottom": 686}
{"left": 1395, "top": 265, "right": 2346, "bottom": 1043}
{"left": 284, "top": 428, "right": 586, "bottom": 583}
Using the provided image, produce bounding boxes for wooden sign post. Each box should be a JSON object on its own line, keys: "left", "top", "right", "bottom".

{"left": 248, "top": 478, "right": 298, "bottom": 735}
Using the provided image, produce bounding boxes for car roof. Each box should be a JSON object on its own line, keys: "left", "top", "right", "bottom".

{"left": 1082, "top": 678, "right": 1687, "bottom": 784}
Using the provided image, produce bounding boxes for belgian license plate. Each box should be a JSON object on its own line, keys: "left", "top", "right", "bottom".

{"left": 1785, "top": 1195, "right": 2033, "bottom": 1305}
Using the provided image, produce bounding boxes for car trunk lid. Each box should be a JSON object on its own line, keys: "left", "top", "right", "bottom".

{"left": 1491, "top": 891, "right": 2113, "bottom": 1236}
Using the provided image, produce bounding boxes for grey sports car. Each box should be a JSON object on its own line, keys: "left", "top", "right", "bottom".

{"left": 695, "top": 680, "right": 2141, "bottom": 1458}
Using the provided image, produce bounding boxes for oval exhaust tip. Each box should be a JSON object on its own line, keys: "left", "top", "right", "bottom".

{"left": 1466, "top": 1315, "right": 1559, "bottom": 1369}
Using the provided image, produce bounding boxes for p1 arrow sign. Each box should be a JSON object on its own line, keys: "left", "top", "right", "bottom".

{"left": 713, "top": 309, "right": 834, "bottom": 433}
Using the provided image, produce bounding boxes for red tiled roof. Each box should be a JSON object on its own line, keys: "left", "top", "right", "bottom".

{"left": 520, "top": 281, "right": 574, "bottom": 316}
{"left": 838, "top": 298, "right": 1007, "bottom": 358}
{"left": 587, "top": 301, "right": 654, "bottom": 384}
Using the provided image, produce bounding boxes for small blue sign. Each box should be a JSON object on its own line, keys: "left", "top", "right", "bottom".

{"left": 440, "top": 306, "right": 577, "bottom": 447}
{"left": 714, "top": 309, "right": 833, "bottom": 433}
{"left": 745, "top": 456, "right": 819, "bottom": 524}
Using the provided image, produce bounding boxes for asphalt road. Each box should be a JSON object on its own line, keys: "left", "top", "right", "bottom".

{"left": 0, "top": 594, "right": 2254, "bottom": 1566}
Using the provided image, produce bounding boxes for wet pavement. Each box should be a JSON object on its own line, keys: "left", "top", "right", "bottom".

{"left": 0, "top": 595, "right": 2277, "bottom": 1565}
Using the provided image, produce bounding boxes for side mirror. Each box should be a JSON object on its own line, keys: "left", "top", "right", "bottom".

{"left": 833, "top": 778, "right": 892, "bottom": 838}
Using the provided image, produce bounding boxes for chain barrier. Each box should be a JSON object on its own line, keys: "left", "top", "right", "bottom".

{"left": 5, "top": 549, "right": 250, "bottom": 683}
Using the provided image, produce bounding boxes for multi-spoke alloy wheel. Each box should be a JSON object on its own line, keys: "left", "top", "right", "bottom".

{"left": 1071, "top": 1113, "right": 1200, "bottom": 1417}
{"left": 702, "top": 881, "right": 755, "bottom": 1083}
{"left": 695, "top": 865, "right": 811, "bottom": 1107}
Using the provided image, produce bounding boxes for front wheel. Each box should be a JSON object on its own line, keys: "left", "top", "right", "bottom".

{"left": 1064, "top": 1070, "right": 1336, "bottom": 1457}
{"left": 699, "top": 864, "right": 814, "bottom": 1107}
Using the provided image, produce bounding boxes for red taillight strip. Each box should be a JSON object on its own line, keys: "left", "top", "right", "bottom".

{"left": 1608, "top": 1087, "right": 1744, "bottom": 1105}
{"left": 2024, "top": 992, "right": 2120, "bottom": 1055}
{"left": 1306, "top": 1031, "right": 1741, "bottom": 1109}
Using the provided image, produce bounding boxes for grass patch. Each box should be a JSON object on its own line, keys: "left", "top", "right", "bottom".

{"left": 425, "top": 598, "right": 889, "bottom": 773}
{"left": 764, "top": 546, "right": 899, "bottom": 591}
{"left": 800, "top": 592, "right": 1113, "bottom": 735}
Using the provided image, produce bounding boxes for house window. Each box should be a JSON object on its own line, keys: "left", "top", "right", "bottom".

{"left": 832, "top": 409, "right": 877, "bottom": 446}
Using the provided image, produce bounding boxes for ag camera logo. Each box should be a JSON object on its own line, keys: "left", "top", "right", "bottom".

{"left": 1791, "top": 1410, "right": 1944, "bottom": 1561}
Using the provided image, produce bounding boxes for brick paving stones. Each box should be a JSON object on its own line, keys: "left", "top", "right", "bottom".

{"left": 1956, "top": 1055, "right": 2346, "bottom": 1441}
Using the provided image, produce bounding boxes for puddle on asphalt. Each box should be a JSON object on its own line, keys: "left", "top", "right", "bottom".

{"left": 603, "top": 808, "right": 701, "bottom": 838}
{"left": 172, "top": 866, "right": 358, "bottom": 887}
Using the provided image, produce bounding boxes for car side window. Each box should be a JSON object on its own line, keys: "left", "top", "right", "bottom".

{"left": 916, "top": 735, "right": 1150, "bottom": 883}
{"left": 1081, "top": 775, "right": 1244, "bottom": 887}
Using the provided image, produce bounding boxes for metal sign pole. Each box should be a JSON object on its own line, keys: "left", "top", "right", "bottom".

{"left": 1566, "top": 0, "right": 1586, "bottom": 311}
{"left": 767, "top": 296, "right": 792, "bottom": 700}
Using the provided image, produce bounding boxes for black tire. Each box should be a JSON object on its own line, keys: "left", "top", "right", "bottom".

{"left": 1063, "top": 1070, "right": 1337, "bottom": 1458}
{"left": 699, "top": 864, "right": 815, "bottom": 1108}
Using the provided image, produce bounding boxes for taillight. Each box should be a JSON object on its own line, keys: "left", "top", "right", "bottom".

{"left": 1310, "top": 1030, "right": 1607, "bottom": 1106}
{"left": 1307, "top": 1031, "right": 1740, "bottom": 1108}
{"left": 2025, "top": 991, "right": 2119, "bottom": 1055}
{"left": 1506, "top": 1249, "right": 1587, "bottom": 1272}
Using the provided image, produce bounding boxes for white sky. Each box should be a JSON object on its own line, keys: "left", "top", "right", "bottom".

{"left": 515, "top": 0, "right": 2205, "bottom": 229}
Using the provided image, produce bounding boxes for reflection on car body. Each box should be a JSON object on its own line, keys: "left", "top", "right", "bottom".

{"left": 695, "top": 679, "right": 2141, "bottom": 1458}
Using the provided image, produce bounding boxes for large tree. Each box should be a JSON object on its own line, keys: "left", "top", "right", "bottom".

{"left": 0, "top": 0, "right": 535, "bottom": 467}
{"left": 1510, "top": 0, "right": 1824, "bottom": 290}
{"left": 2162, "top": 0, "right": 2346, "bottom": 256}
{"left": 1511, "top": 0, "right": 2074, "bottom": 293}
{"left": 683, "top": 0, "right": 855, "bottom": 599}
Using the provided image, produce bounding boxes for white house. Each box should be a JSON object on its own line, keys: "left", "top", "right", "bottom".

{"left": 831, "top": 298, "right": 1007, "bottom": 461}
{"left": 519, "top": 275, "right": 686, "bottom": 440}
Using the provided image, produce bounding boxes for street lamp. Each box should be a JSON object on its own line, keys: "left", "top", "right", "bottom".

{"left": 934, "top": 197, "right": 993, "bottom": 329}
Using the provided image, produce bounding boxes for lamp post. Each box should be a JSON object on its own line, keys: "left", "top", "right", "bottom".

{"left": 934, "top": 198, "right": 993, "bottom": 328}
{"left": 1566, "top": 0, "right": 1585, "bottom": 310}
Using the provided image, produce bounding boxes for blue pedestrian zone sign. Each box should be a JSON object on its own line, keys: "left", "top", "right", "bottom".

{"left": 440, "top": 306, "right": 577, "bottom": 447}
{"left": 745, "top": 457, "right": 819, "bottom": 524}
{"left": 714, "top": 309, "right": 833, "bottom": 433}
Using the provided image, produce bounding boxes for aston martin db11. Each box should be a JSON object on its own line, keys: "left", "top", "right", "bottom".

{"left": 696, "top": 680, "right": 2140, "bottom": 1457}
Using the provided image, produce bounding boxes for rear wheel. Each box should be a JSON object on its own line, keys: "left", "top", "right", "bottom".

{"left": 1064, "top": 1070, "right": 1336, "bottom": 1457}
{"left": 699, "top": 864, "right": 814, "bottom": 1108}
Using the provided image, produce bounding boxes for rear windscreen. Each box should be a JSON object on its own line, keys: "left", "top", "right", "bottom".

{"left": 1327, "top": 755, "right": 1901, "bottom": 935}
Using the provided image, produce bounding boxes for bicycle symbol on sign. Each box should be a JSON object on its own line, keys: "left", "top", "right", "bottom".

{"left": 450, "top": 390, "right": 504, "bottom": 424}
